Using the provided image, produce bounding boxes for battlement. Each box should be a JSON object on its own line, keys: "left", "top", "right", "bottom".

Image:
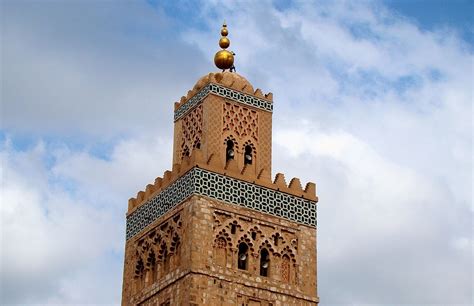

{"left": 125, "top": 148, "right": 318, "bottom": 240}
{"left": 127, "top": 148, "right": 317, "bottom": 215}
{"left": 174, "top": 72, "right": 273, "bottom": 112}
{"left": 173, "top": 72, "right": 273, "bottom": 122}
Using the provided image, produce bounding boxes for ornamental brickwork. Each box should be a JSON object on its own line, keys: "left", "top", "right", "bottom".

{"left": 122, "top": 71, "right": 319, "bottom": 305}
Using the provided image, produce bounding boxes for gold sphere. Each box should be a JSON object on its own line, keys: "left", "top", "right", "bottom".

{"left": 219, "top": 37, "right": 230, "bottom": 49}
{"left": 214, "top": 50, "right": 234, "bottom": 70}
{"left": 221, "top": 27, "right": 228, "bottom": 36}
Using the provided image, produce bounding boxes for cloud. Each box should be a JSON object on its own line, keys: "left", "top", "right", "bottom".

{"left": 185, "top": 1, "right": 472, "bottom": 304}
{"left": 1, "top": 0, "right": 472, "bottom": 305}
{"left": 0, "top": 132, "right": 172, "bottom": 304}
{"left": 1, "top": 1, "right": 208, "bottom": 136}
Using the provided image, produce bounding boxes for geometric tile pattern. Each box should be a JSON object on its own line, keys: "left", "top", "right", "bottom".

{"left": 126, "top": 168, "right": 317, "bottom": 240}
{"left": 174, "top": 83, "right": 273, "bottom": 121}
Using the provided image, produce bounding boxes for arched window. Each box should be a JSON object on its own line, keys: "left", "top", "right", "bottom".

{"left": 281, "top": 255, "right": 291, "bottom": 282}
{"left": 237, "top": 242, "right": 249, "bottom": 270}
{"left": 170, "top": 235, "right": 181, "bottom": 269}
{"left": 226, "top": 140, "right": 235, "bottom": 162}
{"left": 158, "top": 243, "right": 169, "bottom": 278}
{"left": 260, "top": 248, "right": 270, "bottom": 277}
{"left": 244, "top": 145, "right": 253, "bottom": 165}
{"left": 162, "top": 248, "right": 169, "bottom": 275}
{"left": 145, "top": 251, "right": 156, "bottom": 285}
{"left": 134, "top": 258, "right": 145, "bottom": 292}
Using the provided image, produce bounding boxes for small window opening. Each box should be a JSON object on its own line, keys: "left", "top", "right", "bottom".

{"left": 238, "top": 243, "right": 248, "bottom": 270}
{"left": 251, "top": 232, "right": 256, "bottom": 240}
{"left": 260, "top": 248, "right": 270, "bottom": 277}
{"left": 274, "top": 236, "right": 278, "bottom": 246}
{"left": 244, "top": 145, "right": 253, "bottom": 165}
{"left": 231, "top": 223, "right": 236, "bottom": 234}
{"left": 226, "top": 140, "right": 235, "bottom": 162}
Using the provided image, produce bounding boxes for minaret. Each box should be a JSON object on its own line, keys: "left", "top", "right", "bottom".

{"left": 122, "top": 23, "right": 319, "bottom": 306}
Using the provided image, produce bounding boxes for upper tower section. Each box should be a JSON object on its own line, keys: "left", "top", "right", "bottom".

{"left": 172, "top": 71, "right": 274, "bottom": 177}
{"left": 172, "top": 24, "right": 274, "bottom": 177}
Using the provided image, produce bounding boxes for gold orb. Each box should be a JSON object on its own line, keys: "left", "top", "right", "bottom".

{"left": 219, "top": 37, "right": 230, "bottom": 49}
{"left": 214, "top": 50, "right": 234, "bottom": 70}
{"left": 221, "top": 27, "right": 228, "bottom": 36}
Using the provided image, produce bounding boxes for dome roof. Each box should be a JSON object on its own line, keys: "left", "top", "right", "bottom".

{"left": 175, "top": 72, "right": 272, "bottom": 111}
{"left": 195, "top": 72, "right": 254, "bottom": 94}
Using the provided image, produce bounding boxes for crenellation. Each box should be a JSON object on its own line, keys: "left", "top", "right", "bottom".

{"left": 173, "top": 72, "right": 273, "bottom": 117}
{"left": 127, "top": 147, "right": 317, "bottom": 214}
{"left": 273, "top": 173, "right": 288, "bottom": 190}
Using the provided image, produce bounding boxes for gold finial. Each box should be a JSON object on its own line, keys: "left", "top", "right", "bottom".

{"left": 214, "top": 22, "right": 235, "bottom": 71}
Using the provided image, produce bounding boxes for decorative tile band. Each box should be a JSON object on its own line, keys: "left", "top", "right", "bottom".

{"left": 174, "top": 83, "right": 273, "bottom": 121}
{"left": 126, "top": 168, "right": 317, "bottom": 240}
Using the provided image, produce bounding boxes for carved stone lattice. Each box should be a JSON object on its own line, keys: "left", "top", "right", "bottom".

{"left": 181, "top": 105, "right": 203, "bottom": 158}
{"left": 223, "top": 102, "right": 258, "bottom": 141}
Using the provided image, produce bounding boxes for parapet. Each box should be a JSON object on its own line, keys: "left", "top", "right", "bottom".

{"left": 127, "top": 148, "right": 318, "bottom": 215}
{"left": 174, "top": 72, "right": 273, "bottom": 112}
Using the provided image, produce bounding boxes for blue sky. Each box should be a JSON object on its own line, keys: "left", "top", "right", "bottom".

{"left": 1, "top": 1, "right": 472, "bottom": 305}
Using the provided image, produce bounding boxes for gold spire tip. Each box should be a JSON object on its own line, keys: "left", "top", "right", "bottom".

{"left": 214, "top": 22, "right": 234, "bottom": 71}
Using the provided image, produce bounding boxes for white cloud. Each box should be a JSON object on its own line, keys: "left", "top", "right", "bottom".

{"left": 0, "top": 133, "right": 171, "bottom": 304}
{"left": 1, "top": 0, "right": 472, "bottom": 305}
{"left": 183, "top": 1, "right": 472, "bottom": 303}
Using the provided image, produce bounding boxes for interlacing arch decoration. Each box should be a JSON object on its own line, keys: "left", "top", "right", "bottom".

{"left": 281, "top": 254, "right": 291, "bottom": 283}
{"left": 281, "top": 245, "right": 297, "bottom": 264}
{"left": 226, "top": 219, "right": 243, "bottom": 235}
{"left": 211, "top": 210, "right": 299, "bottom": 283}
{"left": 223, "top": 102, "right": 258, "bottom": 141}
{"left": 236, "top": 234, "right": 255, "bottom": 254}
{"left": 248, "top": 226, "right": 262, "bottom": 241}
{"left": 281, "top": 246, "right": 297, "bottom": 284}
{"left": 258, "top": 240, "right": 276, "bottom": 255}
{"left": 271, "top": 232, "right": 283, "bottom": 247}
{"left": 134, "top": 257, "right": 145, "bottom": 293}
{"left": 213, "top": 229, "right": 233, "bottom": 248}
{"left": 181, "top": 104, "right": 203, "bottom": 159}
{"left": 132, "top": 213, "right": 183, "bottom": 293}
{"left": 213, "top": 232, "right": 231, "bottom": 267}
{"left": 157, "top": 241, "right": 170, "bottom": 276}
{"left": 144, "top": 250, "right": 157, "bottom": 285}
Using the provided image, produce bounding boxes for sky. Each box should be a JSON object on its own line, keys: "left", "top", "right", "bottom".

{"left": 1, "top": 0, "right": 472, "bottom": 305}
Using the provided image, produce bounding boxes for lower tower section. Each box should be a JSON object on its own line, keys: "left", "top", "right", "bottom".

{"left": 123, "top": 195, "right": 318, "bottom": 305}
{"left": 122, "top": 164, "right": 318, "bottom": 305}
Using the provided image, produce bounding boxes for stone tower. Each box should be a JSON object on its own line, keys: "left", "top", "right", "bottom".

{"left": 121, "top": 24, "right": 319, "bottom": 306}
